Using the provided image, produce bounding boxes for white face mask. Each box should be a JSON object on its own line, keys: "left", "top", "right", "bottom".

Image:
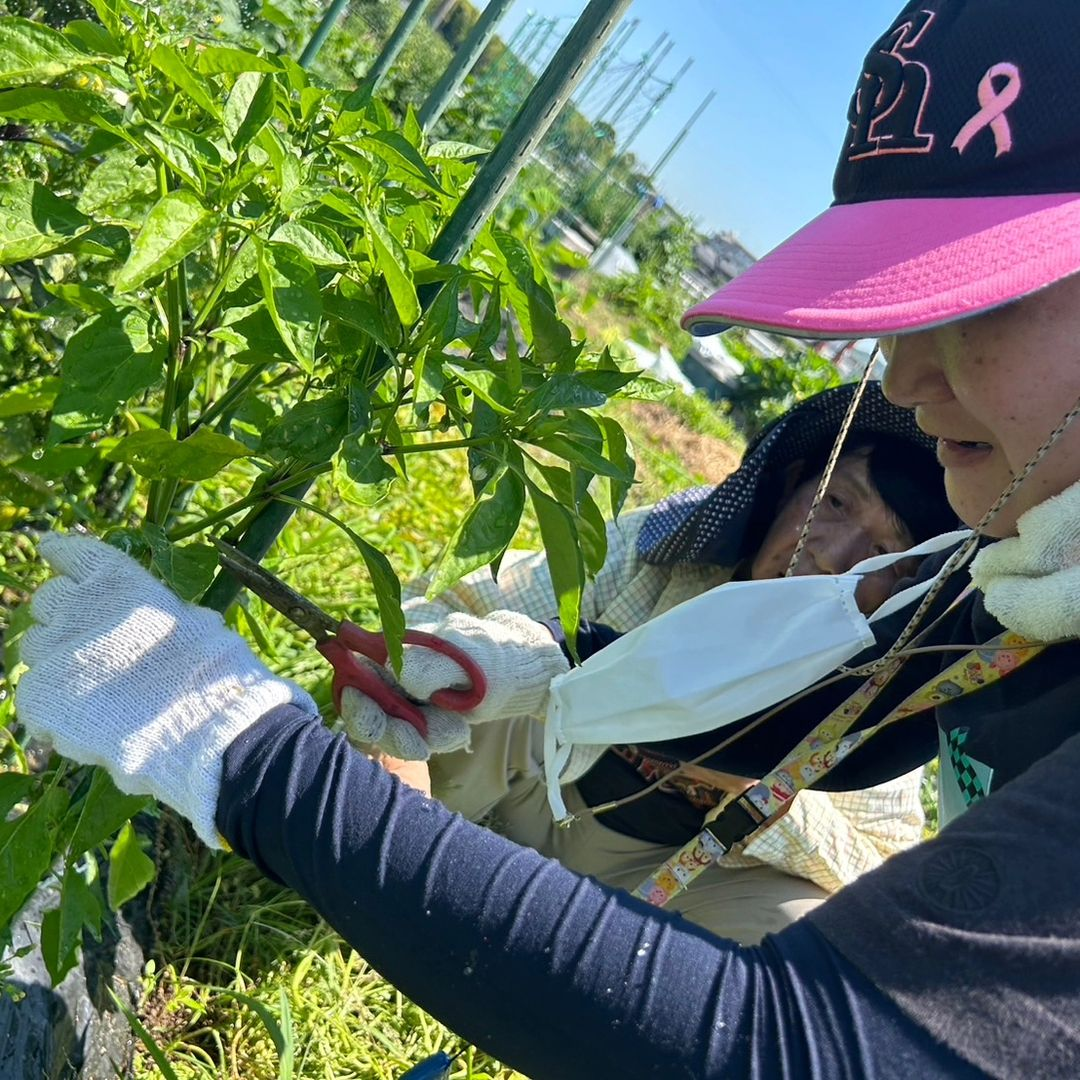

{"left": 543, "top": 529, "right": 972, "bottom": 821}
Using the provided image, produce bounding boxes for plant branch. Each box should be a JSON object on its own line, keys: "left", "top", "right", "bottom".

{"left": 190, "top": 362, "right": 271, "bottom": 434}
{"left": 381, "top": 436, "right": 497, "bottom": 455}
{"left": 167, "top": 462, "right": 331, "bottom": 542}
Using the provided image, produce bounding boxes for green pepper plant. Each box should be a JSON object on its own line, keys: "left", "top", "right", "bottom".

{"left": 0, "top": 0, "right": 647, "bottom": 984}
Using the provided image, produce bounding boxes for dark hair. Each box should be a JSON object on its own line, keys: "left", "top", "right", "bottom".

{"left": 747, "top": 433, "right": 957, "bottom": 554}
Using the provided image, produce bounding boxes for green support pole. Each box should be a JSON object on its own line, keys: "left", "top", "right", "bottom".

{"left": 428, "top": 0, "right": 635, "bottom": 268}
{"left": 362, "top": 0, "right": 431, "bottom": 95}
{"left": 202, "top": 0, "right": 634, "bottom": 613}
{"left": 298, "top": 0, "right": 351, "bottom": 68}
{"left": 418, "top": 0, "right": 516, "bottom": 131}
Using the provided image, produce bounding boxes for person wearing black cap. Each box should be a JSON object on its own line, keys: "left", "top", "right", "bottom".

{"left": 343, "top": 381, "right": 956, "bottom": 946}
{"left": 15, "top": 1, "right": 1080, "bottom": 1076}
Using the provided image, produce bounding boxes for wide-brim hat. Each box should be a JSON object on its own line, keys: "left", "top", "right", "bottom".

{"left": 683, "top": 1, "right": 1080, "bottom": 340}
{"left": 638, "top": 382, "right": 944, "bottom": 566}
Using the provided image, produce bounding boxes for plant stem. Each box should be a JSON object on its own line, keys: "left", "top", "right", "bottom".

{"left": 167, "top": 463, "right": 330, "bottom": 542}
{"left": 382, "top": 436, "right": 496, "bottom": 455}
{"left": 147, "top": 163, "right": 188, "bottom": 526}
{"left": 190, "top": 362, "right": 271, "bottom": 434}
{"left": 191, "top": 235, "right": 250, "bottom": 333}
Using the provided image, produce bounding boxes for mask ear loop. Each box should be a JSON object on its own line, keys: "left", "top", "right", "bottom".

{"left": 784, "top": 347, "right": 877, "bottom": 578}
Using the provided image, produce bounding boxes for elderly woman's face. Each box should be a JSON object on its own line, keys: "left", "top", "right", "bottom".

{"left": 749, "top": 449, "right": 916, "bottom": 613}
{"left": 881, "top": 273, "right": 1080, "bottom": 537}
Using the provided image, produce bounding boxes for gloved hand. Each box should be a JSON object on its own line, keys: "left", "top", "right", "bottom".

{"left": 339, "top": 609, "right": 570, "bottom": 761}
{"left": 14, "top": 533, "right": 317, "bottom": 847}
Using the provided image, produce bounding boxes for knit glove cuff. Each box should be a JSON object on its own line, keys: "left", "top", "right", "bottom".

{"left": 15, "top": 534, "right": 317, "bottom": 848}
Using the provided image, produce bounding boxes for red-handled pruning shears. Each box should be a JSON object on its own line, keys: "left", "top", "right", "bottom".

{"left": 213, "top": 539, "right": 487, "bottom": 741}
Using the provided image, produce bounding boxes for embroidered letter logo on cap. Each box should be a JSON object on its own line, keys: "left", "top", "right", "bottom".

{"left": 847, "top": 9, "right": 936, "bottom": 161}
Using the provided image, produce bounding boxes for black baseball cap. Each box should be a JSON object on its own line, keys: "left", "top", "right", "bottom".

{"left": 683, "top": 0, "right": 1080, "bottom": 339}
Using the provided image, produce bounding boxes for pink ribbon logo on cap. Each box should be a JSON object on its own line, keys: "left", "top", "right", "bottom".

{"left": 952, "top": 62, "right": 1022, "bottom": 157}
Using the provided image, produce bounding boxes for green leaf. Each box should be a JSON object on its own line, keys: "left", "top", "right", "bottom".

{"left": 148, "top": 44, "right": 220, "bottom": 117}
{"left": 528, "top": 284, "right": 580, "bottom": 370}
{"left": 63, "top": 18, "right": 122, "bottom": 57}
{"left": 270, "top": 220, "right": 349, "bottom": 267}
{"left": 352, "top": 532, "right": 404, "bottom": 673}
{"left": 445, "top": 363, "right": 514, "bottom": 415}
{"left": 11, "top": 444, "right": 98, "bottom": 481}
{"left": 43, "top": 863, "right": 103, "bottom": 985}
{"left": 77, "top": 146, "right": 156, "bottom": 216}
{"left": 104, "top": 427, "right": 251, "bottom": 481}
{"left": 357, "top": 131, "right": 445, "bottom": 194}
{"left": 363, "top": 209, "right": 420, "bottom": 327}
{"left": 427, "top": 140, "right": 488, "bottom": 159}
{"left": 50, "top": 310, "right": 163, "bottom": 442}
{"left": 3, "top": 601, "right": 33, "bottom": 687}
{"left": 261, "top": 393, "right": 347, "bottom": 463}
{"left": 223, "top": 71, "right": 275, "bottom": 152}
{"left": 522, "top": 373, "right": 605, "bottom": 413}
{"left": 0, "top": 785, "right": 68, "bottom": 928}
{"left": 210, "top": 304, "right": 290, "bottom": 363}
{"left": 522, "top": 370, "right": 638, "bottom": 416}
{"left": 0, "top": 17, "right": 106, "bottom": 88}
{"left": 107, "top": 821, "right": 156, "bottom": 910}
{"left": 67, "top": 769, "right": 149, "bottom": 857}
{"left": 115, "top": 190, "right": 219, "bottom": 293}
{"left": 0, "top": 774, "right": 33, "bottom": 820}
{"left": 532, "top": 426, "right": 634, "bottom": 482}
{"left": 331, "top": 84, "right": 373, "bottom": 137}
{"left": 0, "top": 375, "right": 60, "bottom": 418}
{"left": 528, "top": 484, "right": 584, "bottom": 660}
{"left": 109, "top": 523, "right": 220, "bottom": 602}
{"left": 0, "top": 179, "right": 91, "bottom": 264}
{"left": 134, "top": 122, "right": 222, "bottom": 193}
{"left": 257, "top": 241, "right": 322, "bottom": 371}
{"left": 40, "top": 907, "right": 78, "bottom": 986}
{"left": 324, "top": 288, "right": 398, "bottom": 354}
{"left": 197, "top": 47, "right": 280, "bottom": 74}
{"left": 598, "top": 416, "right": 635, "bottom": 519}
{"left": 427, "top": 466, "right": 524, "bottom": 598}
{"left": 0, "top": 85, "right": 122, "bottom": 129}
{"left": 335, "top": 435, "right": 396, "bottom": 506}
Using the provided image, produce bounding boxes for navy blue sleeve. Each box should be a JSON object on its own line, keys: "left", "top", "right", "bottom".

{"left": 540, "top": 616, "right": 623, "bottom": 663}
{"left": 217, "top": 707, "right": 978, "bottom": 1079}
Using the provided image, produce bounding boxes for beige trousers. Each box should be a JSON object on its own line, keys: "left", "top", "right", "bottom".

{"left": 430, "top": 716, "right": 829, "bottom": 945}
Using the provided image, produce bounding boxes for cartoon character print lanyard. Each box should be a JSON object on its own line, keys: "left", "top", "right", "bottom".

{"left": 632, "top": 627, "right": 1045, "bottom": 907}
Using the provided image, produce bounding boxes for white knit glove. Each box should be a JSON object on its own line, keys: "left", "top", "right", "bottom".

{"left": 339, "top": 610, "right": 570, "bottom": 761}
{"left": 14, "top": 533, "right": 317, "bottom": 848}
{"left": 970, "top": 479, "right": 1080, "bottom": 640}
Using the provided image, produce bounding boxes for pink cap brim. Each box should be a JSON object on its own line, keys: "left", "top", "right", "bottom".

{"left": 683, "top": 194, "right": 1080, "bottom": 340}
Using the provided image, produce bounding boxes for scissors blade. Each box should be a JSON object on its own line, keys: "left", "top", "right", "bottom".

{"left": 212, "top": 538, "right": 338, "bottom": 642}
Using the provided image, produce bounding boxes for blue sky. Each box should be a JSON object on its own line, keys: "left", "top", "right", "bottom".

{"left": 490, "top": 0, "right": 904, "bottom": 255}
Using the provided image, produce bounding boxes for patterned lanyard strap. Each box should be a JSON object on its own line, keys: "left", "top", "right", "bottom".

{"left": 632, "top": 629, "right": 1045, "bottom": 907}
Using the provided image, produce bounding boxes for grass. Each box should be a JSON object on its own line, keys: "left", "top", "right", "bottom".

{"left": 131, "top": 393, "right": 740, "bottom": 1079}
